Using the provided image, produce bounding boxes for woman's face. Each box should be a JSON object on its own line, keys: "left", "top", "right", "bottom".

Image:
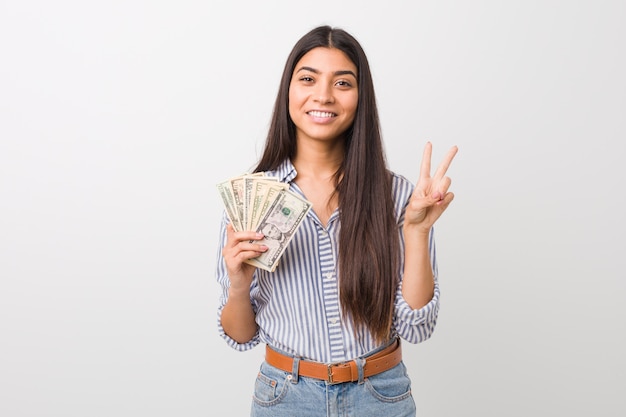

{"left": 288, "top": 47, "right": 358, "bottom": 144}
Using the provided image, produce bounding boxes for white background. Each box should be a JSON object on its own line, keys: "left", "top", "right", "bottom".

{"left": 1, "top": 1, "right": 625, "bottom": 416}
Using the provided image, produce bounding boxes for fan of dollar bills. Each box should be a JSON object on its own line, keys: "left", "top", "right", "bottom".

{"left": 217, "top": 173, "right": 313, "bottom": 272}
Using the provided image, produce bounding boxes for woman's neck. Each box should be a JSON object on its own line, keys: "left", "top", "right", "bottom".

{"left": 292, "top": 138, "right": 344, "bottom": 179}
{"left": 291, "top": 138, "right": 344, "bottom": 226}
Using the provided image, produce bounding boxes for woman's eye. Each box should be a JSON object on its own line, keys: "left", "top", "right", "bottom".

{"left": 336, "top": 80, "right": 352, "bottom": 87}
{"left": 300, "top": 76, "right": 314, "bottom": 82}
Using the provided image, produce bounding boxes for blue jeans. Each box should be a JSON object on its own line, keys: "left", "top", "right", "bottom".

{"left": 250, "top": 359, "right": 416, "bottom": 416}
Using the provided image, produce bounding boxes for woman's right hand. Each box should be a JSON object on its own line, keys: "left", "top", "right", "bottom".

{"left": 221, "top": 223, "right": 267, "bottom": 291}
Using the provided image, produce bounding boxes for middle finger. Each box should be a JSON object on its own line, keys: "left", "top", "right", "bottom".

{"left": 432, "top": 146, "right": 458, "bottom": 181}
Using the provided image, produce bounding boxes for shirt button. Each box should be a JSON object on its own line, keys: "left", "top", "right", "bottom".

{"left": 330, "top": 319, "right": 338, "bottom": 324}
{"left": 326, "top": 273, "right": 334, "bottom": 280}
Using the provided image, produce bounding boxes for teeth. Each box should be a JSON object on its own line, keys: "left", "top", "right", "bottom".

{"left": 308, "top": 111, "right": 335, "bottom": 118}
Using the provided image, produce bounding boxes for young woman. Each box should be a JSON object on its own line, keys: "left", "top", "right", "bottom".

{"left": 216, "top": 25, "right": 457, "bottom": 416}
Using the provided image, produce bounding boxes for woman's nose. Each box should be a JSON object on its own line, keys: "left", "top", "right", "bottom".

{"left": 314, "top": 83, "right": 334, "bottom": 104}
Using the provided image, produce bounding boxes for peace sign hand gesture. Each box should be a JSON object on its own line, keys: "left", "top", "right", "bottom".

{"left": 405, "top": 142, "right": 458, "bottom": 234}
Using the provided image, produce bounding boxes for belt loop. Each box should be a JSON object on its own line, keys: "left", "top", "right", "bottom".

{"left": 290, "top": 357, "right": 300, "bottom": 384}
{"left": 355, "top": 357, "right": 366, "bottom": 385}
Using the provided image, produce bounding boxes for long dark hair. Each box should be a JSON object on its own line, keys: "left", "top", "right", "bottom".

{"left": 254, "top": 26, "right": 399, "bottom": 343}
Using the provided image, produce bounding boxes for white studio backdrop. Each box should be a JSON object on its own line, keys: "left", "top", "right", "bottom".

{"left": 1, "top": 1, "right": 624, "bottom": 416}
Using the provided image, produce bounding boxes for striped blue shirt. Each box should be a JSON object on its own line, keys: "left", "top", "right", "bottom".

{"left": 216, "top": 159, "right": 440, "bottom": 363}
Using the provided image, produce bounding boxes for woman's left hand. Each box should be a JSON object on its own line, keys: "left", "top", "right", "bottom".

{"left": 405, "top": 142, "right": 458, "bottom": 233}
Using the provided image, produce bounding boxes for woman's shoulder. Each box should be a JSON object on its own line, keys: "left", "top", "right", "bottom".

{"left": 388, "top": 170, "right": 415, "bottom": 216}
{"left": 389, "top": 170, "right": 415, "bottom": 194}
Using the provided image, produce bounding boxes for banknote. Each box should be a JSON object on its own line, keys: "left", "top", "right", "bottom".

{"left": 244, "top": 189, "right": 313, "bottom": 272}
{"left": 216, "top": 177, "right": 243, "bottom": 232}
{"left": 230, "top": 176, "right": 246, "bottom": 231}
{"left": 216, "top": 172, "right": 313, "bottom": 271}
{"left": 248, "top": 180, "right": 287, "bottom": 231}
{"left": 244, "top": 175, "right": 281, "bottom": 231}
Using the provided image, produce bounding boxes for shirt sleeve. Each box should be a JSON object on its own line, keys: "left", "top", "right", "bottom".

{"left": 215, "top": 213, "right": 261, "bottom": 351}
{"left": 394, "top": 281, "right": 440, "bottom": 343}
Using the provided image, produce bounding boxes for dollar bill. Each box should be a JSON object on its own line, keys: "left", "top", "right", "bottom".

{"left": 230, "top": 176, "right": 246, "bottom": 230}
{"left": 244, "top": 189, "right": 313, "bottom": 272}
{"left": 244, "top": 175, "right": 279, "bottom": 231}
{"left": 216, "top": 178, "right": 243, "bottom": 231}
{"left": 249, "top": 180, "right": 287, "bottom": 231}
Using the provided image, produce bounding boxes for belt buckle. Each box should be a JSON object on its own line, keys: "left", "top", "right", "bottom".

{"left": 326, "top": 362, "right": 347, "bottom": 385}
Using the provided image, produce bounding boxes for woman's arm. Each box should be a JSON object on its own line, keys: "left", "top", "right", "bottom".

{"left": 401, "top": 226, "right": 435, "bottom": 309}
{"left": 219, "top": 224, "right": 267, "bottom": 343}
{"left": 401, "top": 142, "right": 457, "bottom": 309}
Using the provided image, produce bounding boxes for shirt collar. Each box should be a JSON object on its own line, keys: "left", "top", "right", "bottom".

{"left": 272, "top": 159, "right": 298, "bottom": 184}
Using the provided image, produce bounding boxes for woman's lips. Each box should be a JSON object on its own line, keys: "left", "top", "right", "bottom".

{"left": 307, "top": 110, "right": 337, "bottom": 122}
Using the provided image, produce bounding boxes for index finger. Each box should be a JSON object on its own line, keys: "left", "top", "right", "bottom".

{"left": 432, "top": 145, "right": 458, "bottom": 180}
{"left": 419, "top": 141, "right": 433, "bottom": 180}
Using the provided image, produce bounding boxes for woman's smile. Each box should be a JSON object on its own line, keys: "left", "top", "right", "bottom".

{"left": 307, "top": 110, "right": 337, "bottom": 123}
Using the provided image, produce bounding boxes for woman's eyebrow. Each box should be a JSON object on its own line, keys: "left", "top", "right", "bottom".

{"left": 334, "top": 70, "right": 357, "bottom": 78}
{"left": 296, "top": 66, "right": 357, "bottom": 78}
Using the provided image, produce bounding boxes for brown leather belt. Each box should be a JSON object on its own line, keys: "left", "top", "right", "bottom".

{"left": 265, "top": 338, "right": 402, "bottom": 384}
